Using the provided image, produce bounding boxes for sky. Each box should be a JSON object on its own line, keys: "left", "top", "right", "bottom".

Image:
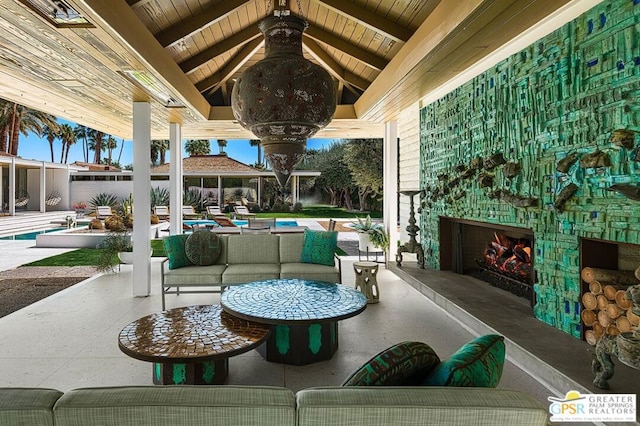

{"left": 17, "top": 118, "right": 339, "bottom": 167}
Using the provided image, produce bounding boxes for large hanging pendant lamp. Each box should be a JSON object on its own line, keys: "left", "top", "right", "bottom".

{"left": 231, "top": 2, "right": 336, "bottom": 187}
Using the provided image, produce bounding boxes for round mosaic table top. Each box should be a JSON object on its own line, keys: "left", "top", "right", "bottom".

{"left": 220, "top": 279, "right": 368, "bottom": 325}
{"left": 118, "top": 305, "right": 270, "bottom": 364}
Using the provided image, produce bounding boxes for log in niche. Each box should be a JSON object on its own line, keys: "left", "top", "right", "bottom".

{"left": 580, "top": 267, "right": 638, "bottom": 346}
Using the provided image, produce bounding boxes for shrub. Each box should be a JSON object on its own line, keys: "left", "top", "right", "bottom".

{"left": 292, "top": 202, "right": 303, "bottom": 212}
{"left": 89, "top": 193, "right": 119, "bottom": 210}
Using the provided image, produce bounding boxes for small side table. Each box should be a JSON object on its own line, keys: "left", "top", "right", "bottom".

{"left": 353, "top": 261, "right": 380, "bottom": 304}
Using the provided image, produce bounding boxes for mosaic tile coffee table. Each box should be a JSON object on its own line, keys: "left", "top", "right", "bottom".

{"left": 221, "top": 279, "right": 368, "bottom": 365}
{"left": 118, "top": 304, "right": 270, "bottom": 385}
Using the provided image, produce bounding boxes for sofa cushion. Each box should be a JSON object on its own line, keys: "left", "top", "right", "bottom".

{"left": 422, "top": 334, "right": 505, "bottom": 387}
{"left": 163, "top": 264, "right": 227, "bottom": 286}
{"left": 280, "top": 263, "right": 340, "bottom": 283}
{"left": 279, "top": 234, "right": 305, "bottom": 264}
{"left": 53, "top": 386, "right": 296, "bottom": 426}
{"left": 342, "top": 341, "right": 440, "bottom": 386}
{"left": 162, "top": 234, "right": 193, "bottom": 270}
{"left": 300, "top": 230, "right": 338, "bottom": 266}
{"left": 0, "top": 387, "right": 62, "bottom": 426}
{"left": 227, "top": 235, "right": 280, "bottom": 264}
{"left": 185, "top": 230, "right": 221, "bottom": 266}
{"left": 223, "top": 264, "right": 281, "bottom": 284}
{"left": 295, "top": 387, "right": 548, "bottom": 426}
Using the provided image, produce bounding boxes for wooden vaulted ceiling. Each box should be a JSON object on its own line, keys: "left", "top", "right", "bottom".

{"left": 0, "top": 0, "right": 591, "bottom": 141}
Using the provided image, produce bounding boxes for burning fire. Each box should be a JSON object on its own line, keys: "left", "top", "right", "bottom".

{"left": 482, "top": 233, "right": 533, "bottom": 283}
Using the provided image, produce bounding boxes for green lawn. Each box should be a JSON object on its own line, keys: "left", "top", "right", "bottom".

{"left": 25, "top": 240, "right": 167, "bottom": 267}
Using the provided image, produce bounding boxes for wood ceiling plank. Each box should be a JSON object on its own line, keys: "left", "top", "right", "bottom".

{"left": 155, "top": 0, "right": 250, "bottom": 48}
{"left": 179, "top": 26, "right": 261, "bottom": 74}
{"left": 79, "top": 0, "right": 210, "bottom": 119}
{"left": 315, "top": 0, "right": 412, "bottom": 43}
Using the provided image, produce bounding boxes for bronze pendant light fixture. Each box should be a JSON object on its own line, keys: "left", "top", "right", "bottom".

{"left": 231, "top": 0, "right": 336, "bottom": 187}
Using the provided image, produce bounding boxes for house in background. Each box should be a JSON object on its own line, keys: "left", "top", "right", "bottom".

{"left": 150, "top": 155, "right": 320, "bottom": 209}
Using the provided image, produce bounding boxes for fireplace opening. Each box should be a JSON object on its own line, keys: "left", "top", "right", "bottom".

{"left": 439, "top": 217, "right": 536, "bottom": 305}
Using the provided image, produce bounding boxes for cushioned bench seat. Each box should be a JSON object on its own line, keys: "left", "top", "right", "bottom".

{"left": 161, "top": 232, "right": 341, "bottom": 309}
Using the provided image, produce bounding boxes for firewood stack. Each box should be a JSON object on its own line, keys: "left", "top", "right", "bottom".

{"left": 580, "top": 267, "right": 639, "bottom": 345}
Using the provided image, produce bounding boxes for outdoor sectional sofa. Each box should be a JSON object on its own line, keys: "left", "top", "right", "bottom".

{"left": 160, "top": 233, "right": 342, "bottom": 309}
{"left": 0, "top": 385, "right": 548, "bottom": 426}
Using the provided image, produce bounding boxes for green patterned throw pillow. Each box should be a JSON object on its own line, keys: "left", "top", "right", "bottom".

{"left": 422, "top": 334, "right": 505, "bottom": 387}
{"left": 185, "top": 230, "right": 221, "bottom": 266}
{"left": 300, "top": 229, "right": 338, "bottom": 266}
{"left": 342, "top": 341, "right": 441, "bottom": 386}
{"left": 162, "top": 234, "right": 193, "bottom": 270}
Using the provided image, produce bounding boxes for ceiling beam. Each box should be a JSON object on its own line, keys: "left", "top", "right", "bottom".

{"left": 155, "top": 0, "right": 250, "bottom": 48}
{"left": 305, "top": 24, "right": 388, "bottom": 71}
{"left": 302, "top": 36, "right": 361, "bottom": 96}
{"left": 196, "top": 38, "right": 264, "bottom": 94}
{"left": 126, "top": 0, "right": 154, "bottom": 8}
{"left": 314, "top": 0, "right": 412, "bottom": 43}
{"left": 179, "top": 26, "right": 261, "bottom": 74}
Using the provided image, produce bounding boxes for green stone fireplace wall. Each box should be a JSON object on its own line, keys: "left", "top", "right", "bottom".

{"left": 419, "top": 0, "right": 640, "bottom": 338}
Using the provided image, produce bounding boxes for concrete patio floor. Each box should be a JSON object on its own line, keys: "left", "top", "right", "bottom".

{"left": 0, "top": 229, "right": 638, "bottom": 425}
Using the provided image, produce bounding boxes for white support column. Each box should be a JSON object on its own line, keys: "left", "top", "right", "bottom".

{"left": 217, "top": 175, "right": 222, "bottom": 208}
{"left": 8, "top": 158, "right": 15, "bottom": 215}
{"left": 290, "top": 175, "right": 298, "bottom": 205}
{"left": 132, "top": 102, "right": 152, "bottom": 297}
{"left": 40, "top": 162, "right": 46, "bottom": 212}
{"left": 169, "top": 122, "right": 183, "bottom": 235}
{"left": 0, "top": 164, "right": 3, "bottom": 211}
{"left": 383, "top": 121, "right": 399, "bottom": 262}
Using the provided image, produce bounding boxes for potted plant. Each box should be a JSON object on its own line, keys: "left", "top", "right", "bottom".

{"left": 73, "top": 201, "right": 87, "bottom": 217}
{"left": 352, "top": 215, "right": 390, "bottom": 253}
{"left": 95, "top": 228, "right": 133, "bottom": 272}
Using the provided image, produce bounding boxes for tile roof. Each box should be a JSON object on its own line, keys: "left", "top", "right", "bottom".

{"left": 150, "top": 155, "right": 256, "bottom": 174}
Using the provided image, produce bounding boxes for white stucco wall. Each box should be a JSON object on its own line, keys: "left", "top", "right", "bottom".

{"left": 397, "top": 103, "right": 420, "bottom": 245}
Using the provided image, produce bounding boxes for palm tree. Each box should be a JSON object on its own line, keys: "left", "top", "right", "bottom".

{"left": 117, "top": 137, "right": 126, "bottom": 165}
{"left": 150, "top": 139, "right": 169, "bottom": 165}
{"left": 250, "top": 139, "right": 262, "bottom": 165}
{"left": 42, "top": 124, "right": 60, "bottom": 162}
{"left": 158, "top": 140, "right": 169, "bottom": 164}
{"left": 217, "top": 139, "right": 227, "bottom": 155}
{"left": 0, "top": 100, "right": 12, "bottom": 153}
{"left": 104, "top": 135, "right": 118, "bottom": 165}
{"left": 0, "top": 100, "right": 58, "bottom": 156}
{"left": 59, "top": 123, "right": 76, "bottom": 163}
{"left": 87, "top": 129, "right": 105, "bottom": 164}
{"left": 73, "top": 125, "right": 90, "bottom": 162}
{"left": 185, "top": 139, "right": 210, "bottom": 156}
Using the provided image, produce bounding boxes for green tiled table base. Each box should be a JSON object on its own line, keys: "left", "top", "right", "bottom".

{"left": 256, "top": 323, "right": 338, "bottom": 366}
{"left": 153, "top": 359, "right": 228, "bottom": 385}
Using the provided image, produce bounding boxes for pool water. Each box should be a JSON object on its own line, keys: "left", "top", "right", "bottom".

{"left": 184, "top": 220, "right": 298, "bottom": 227}
{"left": 0, "top": 227, "right": 66, "bottom": 240}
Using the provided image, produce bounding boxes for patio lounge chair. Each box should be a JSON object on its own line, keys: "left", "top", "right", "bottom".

{"left": 206, "top": 205, "right": 223, "bottom": 217}
{"left": 233, "top": 205, "right": 256, "bottom": 219}
{"left": 96, "top": 206, "right": 114, "bottom": 219}
{"left": 211, "top": 216, "right": 237, "bottom": 227}
{"left": 182, "top": 206, "right": 201, "bottom": 219}
{"left": 153, "top": 206, "right": 170, "bottom": 220}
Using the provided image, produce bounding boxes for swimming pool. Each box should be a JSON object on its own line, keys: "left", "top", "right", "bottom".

{"left": 0, "top": 227, "right": 67, "bottom": 240}
{"left": 184, "top": 219, "right": 298, "bottom": 227}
